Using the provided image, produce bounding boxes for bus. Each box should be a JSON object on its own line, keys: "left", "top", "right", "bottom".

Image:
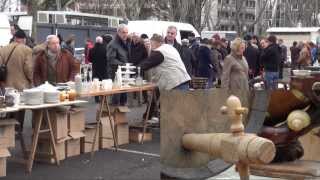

{"left": 1, "top": 11, "right": 123, "bottom": 47}
{"left": 36, "top": 11, "right": 125, "bottom": 27}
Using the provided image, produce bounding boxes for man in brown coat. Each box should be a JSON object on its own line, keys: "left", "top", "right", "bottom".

{"left": 0, "top": 29, "right": 33, "bottom": 134}
{"left": 0, "top": 29, "right": 33, "bottom": 91}
{"left": 34, "top": 35, "right": 79, "bottom": 86}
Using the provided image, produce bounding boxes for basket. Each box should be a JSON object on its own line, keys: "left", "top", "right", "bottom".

{"left": 191, "top": 77, "right": 208, "bottom": 89}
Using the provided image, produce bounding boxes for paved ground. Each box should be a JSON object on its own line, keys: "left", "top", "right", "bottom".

{"left": 5, "top": 100, "right": 161, "bottom": 180}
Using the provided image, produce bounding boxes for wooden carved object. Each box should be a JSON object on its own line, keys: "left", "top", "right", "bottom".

{"left": 181, "top": 95, "right": 276, "bottom": 180}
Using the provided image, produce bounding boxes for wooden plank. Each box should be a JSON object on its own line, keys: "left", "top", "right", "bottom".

{"left": 0, "top": 107, "right": 20, "bottom": 113}
{"left": 19, "top": 100, "right": 87, "bottom": 110}
{"left": 250, "top": 160, "right": 320, "bottom": 178}
{"left": 78, "top": 84, "right": 156, "bottom": 97}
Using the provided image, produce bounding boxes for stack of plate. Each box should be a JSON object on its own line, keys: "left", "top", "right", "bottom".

{"left": 44, "top": 91, "right": 60, "bottom": 103}
{"left": 23, "top": 89, "right": 44, "bottom": 105}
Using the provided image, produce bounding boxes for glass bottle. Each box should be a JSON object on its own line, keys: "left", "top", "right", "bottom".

{"left": 136, "top": 67, "right": 143, "bottom": 86}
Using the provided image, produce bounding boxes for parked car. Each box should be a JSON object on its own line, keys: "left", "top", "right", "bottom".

{"left": 128, "top": 20, "right": 200, "bottom": 43}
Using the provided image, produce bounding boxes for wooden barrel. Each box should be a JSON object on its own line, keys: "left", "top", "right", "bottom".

{"left": 267, "top": 89, "right": 309, "bottom": 121}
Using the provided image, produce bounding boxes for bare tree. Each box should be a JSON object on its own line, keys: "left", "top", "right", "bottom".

{"left": 234, "top": 0, "right": 246, "bottom": 35}
{"left": 0, "top": 0, "right": 10, "bottom": 12}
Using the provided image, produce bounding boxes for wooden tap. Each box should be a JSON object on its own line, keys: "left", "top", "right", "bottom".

{"left": 182, "top": 95, "right": 275, "bottom": 180}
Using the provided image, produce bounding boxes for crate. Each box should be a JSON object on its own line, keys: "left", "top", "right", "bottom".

{"left": 191, "top": 77, "right": 208, "bottom": 89}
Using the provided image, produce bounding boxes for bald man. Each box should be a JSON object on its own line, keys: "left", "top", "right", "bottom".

{"left": 33, "top": 35, "right": 79, "bottom": 86}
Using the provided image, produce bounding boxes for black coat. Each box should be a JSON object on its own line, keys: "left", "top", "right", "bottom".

{"left": 106, "top": 35, "right": 131, "bottom": 78}
{"left": 197, "top": 45, "right": 213, "bottom": 78}
{"left": 290, "top": 46, "right": 300, "bottom": 65}
{"left": 260, "top": 44, "right": 281, "bottom": 72}
{"left": 129, "top": 42, "right": 148, "bottom": 66}
{"left": 89, "top": 43, "right": 108, "bottom": 80}
{"left": 181, "top": 45, "right": 196, "bottom": 76}
{"left": 244, "top": 43, "right": 260, "bottom": 76}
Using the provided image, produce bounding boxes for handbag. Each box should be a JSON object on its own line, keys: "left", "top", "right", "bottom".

{"left": 0, "top": 45, "right": 18, "bottom": 82}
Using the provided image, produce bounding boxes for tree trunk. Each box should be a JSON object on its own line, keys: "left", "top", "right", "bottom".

{"left": 0, "top": 0, "right": 9, "bottom": 12}
{"left": 27, "top": 0, "right": 38, "bottom": 42}
{"left": 235, "top": 0, "right": 245, "bottom": 36}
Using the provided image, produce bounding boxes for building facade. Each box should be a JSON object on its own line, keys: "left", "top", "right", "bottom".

{"left": 203, "top": 0, "right": 257, "bottom": 34}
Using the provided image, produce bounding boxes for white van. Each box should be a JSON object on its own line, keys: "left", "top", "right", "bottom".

{"left": 201, "top": 31, "right": 237, "bottom": 41}
{"left": 0, "top": 14, "right": 12, "bottom": 46}
{"left": 128, "top": 20, "right": 200, "bottom": 43}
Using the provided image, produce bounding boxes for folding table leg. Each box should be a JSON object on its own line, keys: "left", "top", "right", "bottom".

{"left": 105, "top": 97, "right": 118, "bottom": 150}
{"left": 91, "top": 95, "right": 106, "bottom": 157}
{"left": 27, "top": 110, "right": 43, "bottom": 173}
{"left": 44, "top": 109, "right": 60, "bottom": 166}
{"left": 141, "top": 89, "right": 154, "bottom": 144}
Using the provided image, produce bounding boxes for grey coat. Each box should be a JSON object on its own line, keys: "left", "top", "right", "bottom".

{"left": 221, "top": 54, "right": 249, "bottom": 105}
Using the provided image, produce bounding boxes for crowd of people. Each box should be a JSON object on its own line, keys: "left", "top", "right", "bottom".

{"left": 0, "top": 23, "right": 319, "bottom": 121}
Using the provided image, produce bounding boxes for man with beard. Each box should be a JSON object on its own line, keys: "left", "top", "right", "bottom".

{"left": 33, "top": 35, "right": 79, "bottom": 86}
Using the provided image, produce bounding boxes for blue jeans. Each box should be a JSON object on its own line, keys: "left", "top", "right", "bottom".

{"left": 264, "top": 71, "right": 279, "bottom": 90}
{"left": 207, "top": 69, "right": 216, "bottom": 89}
{"left": 173, "top": 81, "right": 190, "bottom": 91}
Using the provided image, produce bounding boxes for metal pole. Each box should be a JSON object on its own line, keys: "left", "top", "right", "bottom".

{"left": 56, "top": 0, "right": 61, "bottom": 10}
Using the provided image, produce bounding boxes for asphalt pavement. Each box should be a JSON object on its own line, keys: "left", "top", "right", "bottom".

{"left": 5, "top": 98, "right": 161, "bottom": 180}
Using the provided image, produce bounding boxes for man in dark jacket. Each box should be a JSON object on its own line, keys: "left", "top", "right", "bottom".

{"left": 260, "top": 36, "right": 281, "bottom": 90}
{"left": 196, "top": 38, "right": 215, "bottom": 88}
{"left": 89, "top": 36, "right": 107, "bottom": 103}
{"left": 244, "top": 37, "right": 260, "bottom": 79}
{"left": 290, "top": 41, "right": 300, "bottom": 70}
{"left": 129, "top": 33, "right": 148, "bottom": 66}
{"left": 107, "top": 24, "right": 131, "bottom": 105}
{"left": 89, "top": 36, "right": 108, "bottom": 80}
{"left": 164, "top": 26, "right": 182, "bottom": 54}
{"left": 180, "top": 39, "right": 196, "bottom": 76}
{"left": 278, "top": 39, "right": 287, "bottom": 79}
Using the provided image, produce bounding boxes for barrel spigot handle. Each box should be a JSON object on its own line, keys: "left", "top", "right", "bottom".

{"left": 221, "top": 95, "right": 248, "bottom": 135}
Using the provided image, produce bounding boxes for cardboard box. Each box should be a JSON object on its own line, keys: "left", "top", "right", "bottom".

{"left": 81, "top": 124, "right": 99, "bottom": 153}
{"left": 129, "top": 128, "right": 152, "bottom": 143}
{"left": 115, "top": 123, "right": 129, "bottom": 145}
{"left": 36, "top": 137, "right": 66, "bottom": 164}
{"left": 99, "top": 117, "right": 114, "bottom": 149}
{"left": 0, "top": 119, "right": 18, "bottom": 148}
{"left": 68, "top": 108, "right": 85, "bottom": 133}
{"left": 113, "top": 106, "right": 130, "bottom": 124}
{"left": 66, "top": 132, "right": 84, "bottom": 158}
{"left": 48, "top": 109, "right": 68, "bottom": 141}
{"left": 0, "top": 149, "right": 10, "bottom": 177}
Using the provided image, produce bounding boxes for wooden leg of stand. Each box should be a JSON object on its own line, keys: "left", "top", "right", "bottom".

{"left": 18, "top": 132, "right": 28, "bottom": 160}
{"left": 91, "top": 95, "right": 105, "bottom": 157}
{"left": 237, "top": 162, "right": 250, "bottom": 180}
{"left": 141, "top": 90, "right": 154, "bottom": 144}
{"left": 105, "top": 96, "right": 118, "bottom": 150}
{"left": 27, "top": 110, "right": 43, "bottom": 173}
{"left": 45, "top": 109, "right": 59, "bottom": 166}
